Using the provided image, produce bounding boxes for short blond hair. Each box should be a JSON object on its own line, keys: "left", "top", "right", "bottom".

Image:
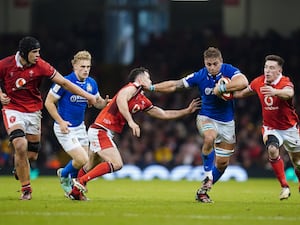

{"left": 203, "top": 47, "right": 222, "bottom": 59}
{"left": 71, "top": 50, "right": 91, "bottom": 66}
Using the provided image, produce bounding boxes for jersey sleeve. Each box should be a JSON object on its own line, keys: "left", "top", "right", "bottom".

{"left": 38, "top": 58, "right": 56, "bottom": 78}
{"left": 49, "top": 83, "right": 64, "bottom": 99}
{"left": 183, "top": 72, "right": 199, "bottom": 88}
{"left": 143, "top": 95, "right": 154, "bottom": 111}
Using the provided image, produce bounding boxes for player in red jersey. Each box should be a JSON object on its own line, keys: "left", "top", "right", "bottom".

{"left": 68, "top": 67, "right": 201, "bottom": 200}
{"left": 234, "top": 54, "right": 300, "bottom": 200}
{"left": 0, "top": 36, "right": 97, "bottom": 200}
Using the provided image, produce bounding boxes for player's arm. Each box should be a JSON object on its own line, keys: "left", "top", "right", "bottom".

{"left": 260, "top": 86, "right": 294, "bottom": 100}
{"left": 145, "top": 79, "right": 185, "bottom": 93}
{"left": 214, "top": 73, "right": 248, "bottom": 96}
{"left": 44, "top": 91, "right": 71, "bottom": 133}
{"left": 233, "top": 85, "right": 256, "bottom": 98}
{"left": 93, "top": 94, "right": 110, "bottom": 109}
{"left": 116, "top": 86, "right": 140, "bottom": 137}
{"left": 227, "top": 73, "right": 249, "bottom": 92}
{"left": 51, "top": 71, "right": 96, "bottom": 105}
{"left": 0, "top": 87, "right": 10, "bottom": 105}
{"left": 146, "top": 98, "right": 200, "bottom": 120}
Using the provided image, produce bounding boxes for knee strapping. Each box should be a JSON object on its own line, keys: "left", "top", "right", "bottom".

{"left": 215, "top": 147, "right": 234, "bottom": 157}
{"left": 28, "top": 141, "right": 41, "bottom": 153}
{"left": 9, "top": 129, "right": 25, "bottom": 142}
{"left": 266, "top": 135, "right": 279, "bottom": 150}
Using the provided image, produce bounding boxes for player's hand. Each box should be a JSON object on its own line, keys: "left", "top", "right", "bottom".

{"left": 187, "top": 98, "right": 201, "bottom": 113}
{"left": 260, "top": 85, "right": 276, "bottom": 96}
{"left": 0, "top": 93, "right": 11, "bottom": 105}
{"left": 103, "top": 94, "right": 111, "bottom": 105}
{"left": 59, "top": 121, "right": 72, "bottom": 134}
{"left": 213, "top": 85, "right": 221, "bottom": 96}
{"left": 128, "top": 121, "right": 140, "bottom": 137}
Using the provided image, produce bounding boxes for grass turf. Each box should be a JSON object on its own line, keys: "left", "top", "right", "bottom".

{"left": 0, "top": 176, "right": 299, "bottom": 225}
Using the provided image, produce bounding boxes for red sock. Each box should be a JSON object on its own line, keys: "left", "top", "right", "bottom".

{"left": 269, "top": 156, "right": 289, "bottom": 187}
{"left": 77, "top": 167, "right": 87, "bottom": 178}
{"left": 79, "top": 162, "right": 112, "bottom": 184}
{"left": 21, "top": 183, "right": 32, "bottom": 192}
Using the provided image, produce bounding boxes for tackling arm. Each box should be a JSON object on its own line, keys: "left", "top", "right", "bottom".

{"left": 148, "top": 79, "right": 185, "bottom": 93}
{"left": 146, "top": 98, "right": 200, "bottom": 120}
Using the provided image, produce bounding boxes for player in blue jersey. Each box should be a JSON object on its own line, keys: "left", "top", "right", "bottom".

{"left": 144, "top": 47, "right": 248, "bottom": 203}
{"left": 45, "top": 50, "right": 109, "bottom": 197}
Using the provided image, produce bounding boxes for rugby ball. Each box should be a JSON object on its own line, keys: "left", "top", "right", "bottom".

{"left": 217, "top": 77, "right": 233, "bottom": 101}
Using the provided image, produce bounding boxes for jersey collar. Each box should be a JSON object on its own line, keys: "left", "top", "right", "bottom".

{"left": 265, "top": 73, "right": 282, "bottom": 85}
{"left": 15, "top": 52, "right": 23, "bottom": 68}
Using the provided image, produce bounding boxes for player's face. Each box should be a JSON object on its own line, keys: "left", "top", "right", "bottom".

{"left": 27, "top": 49, "right": 40, "bottom": 64}
{"left": 264, "top": 60, "right": 282, "bottom": 84}
{"left": 204, "top": 57, "right": 222, "bottom": 76}
{"left": 74, "top": 59, "right": 91, "bottom": 81}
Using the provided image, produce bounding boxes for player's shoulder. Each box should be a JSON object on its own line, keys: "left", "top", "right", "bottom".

{"left": 279, "top": 75, "right": 294, "bottom": 87}
{"left": 221, "top": 63, "right": 240, "bottom": 73}
{"left": 253, "top": 74, "right": 265, "bottom": 82}
{"left": 0, "top": 55, "right": 15, "bottom": 66}
{"left": 86, "top": 76, "right": 97, "bottom": 83}
{"left": 281, "top": 75, "right": 292, "bottom": 82}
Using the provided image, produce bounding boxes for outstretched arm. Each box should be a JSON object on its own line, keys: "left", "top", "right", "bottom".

{"left": 146, "top": 98, "right": 201, "bottom": 120}
{"left": 145, "top": 79, "right": 185, "bottom": 93}
{"left": 93, "top": 94, "right": 110, "bottom": 109}
{"left": 233, "top": 86, "right": 255, "bottom": 98}
{"left": 51, "top": 71, "right": 97, "bottom": 105}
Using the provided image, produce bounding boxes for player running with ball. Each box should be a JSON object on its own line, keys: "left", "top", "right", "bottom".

{"left": 144, "top": 47, "right": 248, "bottom": 203}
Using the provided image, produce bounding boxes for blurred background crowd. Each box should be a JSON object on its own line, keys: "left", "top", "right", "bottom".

{"left": 0, "top": 0, "right": 300, "bottom": 178}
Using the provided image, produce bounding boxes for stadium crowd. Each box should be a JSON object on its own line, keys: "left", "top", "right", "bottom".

{"left": 1, "top": 26, "right": 300, "bottom": 177}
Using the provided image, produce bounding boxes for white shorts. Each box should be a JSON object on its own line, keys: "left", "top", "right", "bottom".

{"left": 263, "top": 124, "right": 300, "bottom": 152}
{"left": 88, "top": 126, "right": 116, "bottom": 153}
{"left": 196, "top": 115, "right": 236, "bottom": 144}
{"left": 54, "top": 122, "right": 88, "bottom": 152}
{"left": 2, "top": 109, "right": 42, "bottom": 135}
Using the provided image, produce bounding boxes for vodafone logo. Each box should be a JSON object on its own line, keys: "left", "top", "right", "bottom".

{"left": 132, "top": 104, "right": 140, "bottom": 113}
{"left": 264, "top": 96, "right": 273, "bottom": 106}
{"left": 15, "top": 78, "right": 26, "bottom": 89}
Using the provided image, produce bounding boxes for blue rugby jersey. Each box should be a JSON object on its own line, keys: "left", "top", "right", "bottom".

{"left": 183, "top": 63, "right": 241, "bottom": 122}
{"left": 50, "top": 72, "right": 100, "bottom": 127}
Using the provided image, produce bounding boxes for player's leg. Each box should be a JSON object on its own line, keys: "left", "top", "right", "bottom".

{"left": 54, "top": 124, "right": 89, "bottom": 195}
{"left": 212, "top": 119, "right": 236, "bottom": 184}
{"left": 265, "top": 134, "right": 290, "bottom": 200}
{"left": 69, "top": 127, "right": 120, "bottom": 200}
{"left": 9, "top": 127, "right": 32, "bottom": 200}
{"left": 195, "top": 116, "right": 217, "bottom": 203}
{"left": 213, "top": 143, "right": 235, "bottom": 184}
{"left": 79, "top": 149, "right": 103, "bottom": 177}
{"left": 283, "top": 125, "right": 300, "bottom": 193}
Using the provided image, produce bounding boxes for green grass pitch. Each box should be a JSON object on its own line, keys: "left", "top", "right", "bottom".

{"left": 0, "top": 176, "right": 299, "bottom": 225}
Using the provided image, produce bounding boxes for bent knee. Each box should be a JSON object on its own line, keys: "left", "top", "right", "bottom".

{"left": 267, "top": 145, "right": 279, "bottom": 158}
{"left": 111, "top": 161, "right": 123, "bottom": 172}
